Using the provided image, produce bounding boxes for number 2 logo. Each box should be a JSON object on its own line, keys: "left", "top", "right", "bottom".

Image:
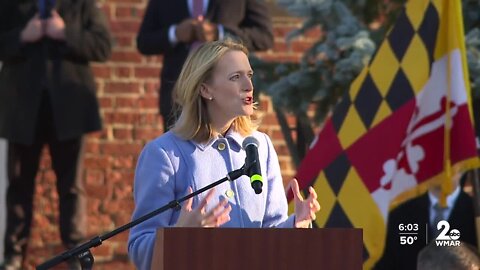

{"left": 436, "top": 220, "right": 450, "bottom": 240}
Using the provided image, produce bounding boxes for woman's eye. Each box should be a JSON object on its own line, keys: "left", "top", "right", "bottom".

{"left": 230, "top": 74, "right": 240, "bottom": 80}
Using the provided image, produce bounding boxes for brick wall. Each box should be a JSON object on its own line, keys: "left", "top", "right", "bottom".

{"left": 26, "top": 1, "right": 317, "bottom": 269}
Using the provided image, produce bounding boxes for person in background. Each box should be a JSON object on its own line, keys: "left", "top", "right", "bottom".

{"left": 374, "top": 172, "right": 477, "bottom": 270}
{"left": 128, "top": 39, "right": 321, "bottom": 270}
{"left": 0, "top": 0, "right": 112, "bottom": 269}
{"left": 417, "top": 241, "right": 480, "bottom": 270}
{"left": 136, "top": 0, "right": 274, "bottom": 131}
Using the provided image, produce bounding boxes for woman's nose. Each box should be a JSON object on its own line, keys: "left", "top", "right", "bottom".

{"left": 243, "top": 77, "right": 253, "bottom": 91}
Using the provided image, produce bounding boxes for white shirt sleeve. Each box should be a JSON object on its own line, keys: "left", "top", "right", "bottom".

{"left": 168, "top": 25, "right": 179, "bottom": 45}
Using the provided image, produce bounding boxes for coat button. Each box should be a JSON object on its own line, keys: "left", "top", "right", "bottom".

{"left": 218, "top": 142, "right": 226, "bottom": 151}
{"left": 225, "top": 189, "right": 235, "bottom": 198}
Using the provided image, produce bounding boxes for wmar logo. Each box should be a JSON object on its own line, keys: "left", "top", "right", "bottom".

{"left": 435, "top": 220, "right": 461, "bottom": 246}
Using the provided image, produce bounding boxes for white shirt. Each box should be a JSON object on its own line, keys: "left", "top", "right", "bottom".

{"left": 428, "top": 185, "right": 460, "bottom": 224}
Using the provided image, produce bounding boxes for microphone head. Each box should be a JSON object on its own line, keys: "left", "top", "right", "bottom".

{"left": 251, "top": 180, "right": 262, "bottom": 194}
{"left": 243, "top": 136, "right": 263, "bottom": 194}
{"left": 242, "top": 136, "right": 260, "bottom": 149}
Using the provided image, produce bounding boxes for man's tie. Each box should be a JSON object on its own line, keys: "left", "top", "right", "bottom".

{"left": 431, "top": 203, "right": 447, "bottom": 238}
{"left": 191, "top": 0, "right": 204, "bottom": 50}
{"left": 192, "top": 0, "right": 203, "bottom": 18}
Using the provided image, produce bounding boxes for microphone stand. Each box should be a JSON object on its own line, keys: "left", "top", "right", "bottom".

{"left": 36, "top": 165, "right": 247, "bottom": 270}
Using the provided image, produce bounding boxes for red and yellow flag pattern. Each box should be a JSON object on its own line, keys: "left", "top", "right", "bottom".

{"left": 292, "top": 0, "right": 480, "bottom": 268}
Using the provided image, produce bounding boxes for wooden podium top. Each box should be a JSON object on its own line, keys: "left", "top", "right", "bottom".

{"left": 152, "top": 228, "right": 363, "bottom": 270}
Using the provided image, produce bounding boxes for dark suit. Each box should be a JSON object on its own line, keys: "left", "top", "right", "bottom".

{"left": 374, "top": 191, "right": 477, "bottom": 270}
{"left": 0, "top": 0, "right": 111, "bottom": 260}
{"left": 136, "top": 0, "right": 273, "bottom": 130}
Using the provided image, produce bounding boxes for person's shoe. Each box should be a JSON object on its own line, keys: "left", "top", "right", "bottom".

{"left": 0, "top": 256, "right": 22, "bottom": 270}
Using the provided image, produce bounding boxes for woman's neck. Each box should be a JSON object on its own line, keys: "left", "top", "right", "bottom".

{"left": 211, "top": 120, "right": 233, "bottom": 137}
{"left": 207, "top": 108, "right": 235, "bottom": 136}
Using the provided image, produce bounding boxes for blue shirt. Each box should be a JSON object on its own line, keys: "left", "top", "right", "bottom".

{"left": 128, "top": 130, "right": 294, "bottom": 270}
{"left": 428, "top": 186, "right": 461, "bottom": 224}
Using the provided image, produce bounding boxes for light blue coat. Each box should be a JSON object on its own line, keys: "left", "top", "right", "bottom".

{"left": 128, "top": 130, "right": 294, "bottom": 270}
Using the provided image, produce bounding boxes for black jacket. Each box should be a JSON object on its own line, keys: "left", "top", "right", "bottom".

{"left": 0, "top": 0, "right": 112, "bottom": 144}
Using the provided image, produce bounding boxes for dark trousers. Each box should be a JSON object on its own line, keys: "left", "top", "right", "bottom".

{"left": 4, "top": 92, "right": 86, "bottom": 258}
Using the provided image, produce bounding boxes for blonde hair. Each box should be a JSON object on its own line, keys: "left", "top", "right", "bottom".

{"left": 171, "top": 39, "right": 261, "bottom": 142}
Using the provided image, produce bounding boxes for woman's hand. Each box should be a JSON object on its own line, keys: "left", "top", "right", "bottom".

{"left": 175, "top": 187, "right": 232, "bottom": 227}
{"left": 290, "top": 178, "right": 321, "bottom": 228}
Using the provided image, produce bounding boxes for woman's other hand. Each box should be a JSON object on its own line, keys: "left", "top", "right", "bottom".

{"left": 175, "top": 187, "right": 231, "bottom": 227}
{"left": 290, "top": 178, "right": 321, "bottom": 228}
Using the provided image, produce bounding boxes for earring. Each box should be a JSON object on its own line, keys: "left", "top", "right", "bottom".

{"left": 209, "top": 97, "right": 213, "bottom": 101}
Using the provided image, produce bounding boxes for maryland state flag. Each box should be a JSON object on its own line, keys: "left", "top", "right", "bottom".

{"left": 293, "top": 0, "right": 480, "bottom": 268}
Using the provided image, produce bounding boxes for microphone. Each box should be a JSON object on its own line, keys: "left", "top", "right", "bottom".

{"left": 242, "top": 136, "right": 263, "bottom": 194}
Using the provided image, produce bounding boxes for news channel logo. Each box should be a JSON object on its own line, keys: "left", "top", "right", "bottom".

{"left": 397, "top": 221, "right": 461, "bottom": 246}
{"left": 434, "top": 220, "right": 461, "bottom": 247}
